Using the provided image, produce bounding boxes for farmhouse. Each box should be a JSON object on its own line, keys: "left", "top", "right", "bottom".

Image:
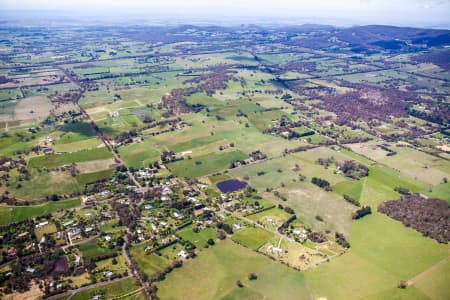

{"left": 177, "top": 250, "right": 188, "bottom": 259}
{"left": 63, "top": 220, "right": 74, "bottom": 227}
{"left": 35, "top": 221, "right": 49, "bottom": 228}
{"left": 233, "top": 223, "right": 244, "bottom": 230}
{"left": 268, "top": 245, "right": 283, "bottom": 254}
{"left": 173, "top": 212, "right": 184, "bottom": 220}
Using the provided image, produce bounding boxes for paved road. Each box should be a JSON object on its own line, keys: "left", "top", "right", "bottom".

{"left": 56, "top": 65, "right": 150, "bottom": 298}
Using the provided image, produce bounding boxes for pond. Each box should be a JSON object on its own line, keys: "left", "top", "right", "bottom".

{"left": 216, "top": 179, "right": 247, "bottom": 193}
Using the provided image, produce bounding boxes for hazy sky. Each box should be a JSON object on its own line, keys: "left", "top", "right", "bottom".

{"left": 1, "top": 0, "right": 450, "bottom": 27}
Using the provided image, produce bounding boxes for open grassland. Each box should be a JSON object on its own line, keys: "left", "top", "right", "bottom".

{"left": 118, "top": 142, "right": 161, "bottom": 168}
{"left": 177, "top": 225, "right": 217, "bottom": 248}
{"left": 54, "top": 121, "right": 98, "bottom": 144}
{"left": 0, "top": 130, "right": 46, "bottom": 156}
{"left": 377, "top": 146, "right": 450, "bottom": 185}
{"left": 347, "top": 142, "right": 450, "bottom": 193}
{"left": 332, "top": 179, "right": 364, "bottom": 201}
{"left": 28, "top": 147, "right": 112, "bottom": 168}
{"left": 347, "top": 141, "right": 391, "bottom": 161}
{"left": 129, "top": 243, "right": 171, "bottom": 277}
{"left": 413, "top": 259, "right": 450, "bottom": 300}
{"left": 70, "top": 277, "right": 143, "bottom": 300}
{"left": 8, "top": 169, "right": 81, "bottom": 201}
{"left": 247, "top": 208, "right": 293, "bottom": 231}
{"left": 79, "top": 241, "right": 118, "bottom": 261}
{"left": 0, "top": 96, "right": 53, "bottom": 126}
{"left": 305, "top": 212, "right": 449, "bottom": 300}
{"left": 63, "top": 272, "right": 92, "bottom": 289}
{"left": 0, "top": 198, "right": 80, "bottom": 225}
{"left": 276, "top": 181, "right": 354, "bottom": 235}
{"left": 94, "top": 254, "right": 128, "bottom": 274}
{"left": 0, "top": 88, "right": 22, "bottom": 101}
{"left": 361, "top": 164, "right": 428, "bottom": 207}
{"left": 427, "top": 182, "right": 450, "bottom": 203}
{"left": 232, "top": 227, "right": 274, "bottom": 250}
{"left": 75, "top": 158, "right": 116, "bottom": 174}
{"left": 156, "top": 239, "right": 311, "bottom": 300}
{"left": 138, "top": 111, "right": 303, "bottom": 159}
{"left": 34, "top": 223, "right": 57, "bottom": 240}
{"left": 230, "top": 147, "right": 368, "bottom": 192}
{"left": 167, "top": 150, "right": 248, "bottom": 178}
{"left": 248, "top": 110, "right": 292, "bottom": 132}
{"left": 230, "top": 155, "right": 305, "bottom": 190}
{"left": 76, "top": 169, "right": 114, "bottom": 185}
{"left": 52, "top": 138, "right": 103, "bottom": 153}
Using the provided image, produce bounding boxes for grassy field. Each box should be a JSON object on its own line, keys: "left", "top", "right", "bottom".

{"left": 247, "top": 207, "right": 292, "bottom": 222}
{"left": 232, "top": 227, "right": 274, "bottom": 250}
{"left": 413, "top": 259, "right": 450, "bottom": 300}
{"left": 167, "top": 150, "right": 248, "bottom": 178}
{"left": 54, "top": 121, "right": 98, "bottom": 144}
{"left": 247, "top": 110, "right": 290, "bottom": 132}
{"left": 28, "top": 147, "right": 113, "bottom": 168}
{"left": 156, "top": 239, "right": 311, "bottom": 300}
{"left": 260, "top": 237, "right": 326, "bottom": 270}
{"left": 0, "top": 96, "right": 53, "bottom": 126}
{"left": 53, "top": 138, "right": 102, "bottom": 153}
{"left": 118, "top": 142, "right": 161, "bottom": 168}
{"left": 332, "top": 179, "right": 364, "bottom": 201}
{"left": 70, "top": 277, "right": 143, "bottom": 300}
{"left": 177, "top": 225, "right": 217, "bottom": 248}
{"left": 76, "top": 169, "right": 114, "bottom": 185}
{"left": 34, "top": 223, "right": 57, "bottom": 240}
{"left": 361, "top": 164, "right": 428, "bottom": 207}
{"left": 0, "top": 198, "right": 81, "bottom": 225}
{"left": 377, "top": 146, "right": 450, "bottom": 186}
{"left": 8, "top": 168, "right": 81, "bottom": 201}
{"left": 93, "top": 255, "right": 128, "bottom": 275}
{"left": 129, "top": 243, "right": 171, "bottom": 277}
{"left": 276, "top": 181, "right": 354, "bottom": 235}
{"left": 79, "top": 242, "right": 118, "bottom": 261}
{"left": 0, "top": 88, "right": 22, "bottom": 101}
{"left": 304, "top": 212, "right": 449, "bottom": 300}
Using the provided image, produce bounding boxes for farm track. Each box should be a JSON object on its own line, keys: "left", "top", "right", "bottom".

{"left": 406, "top": 255, "right": 450, "bottom": 286}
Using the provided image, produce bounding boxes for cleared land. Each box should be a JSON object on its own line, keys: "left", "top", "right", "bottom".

{"left": 0, "top": 198, "right": 81, "bottom": 225}
{"left": 156, "top": 239, "right": 311, "bottom": 300}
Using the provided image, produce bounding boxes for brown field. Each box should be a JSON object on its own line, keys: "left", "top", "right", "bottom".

{"left": 76, "top": 158, "right": 117, "bottom": 173}
{"left": 0, "top": 96, "right": 53, "bottom": 125}
{"left": 273, "top": 182, "right": 354, "bottom": 235}
{"left": 346, "top": 142, "right": 389, "bottom": 161}
{"left": 0, "top": 72, "right": 67, "bottom": 89}
{"left": 3, "top": 281, "right": 43, "bottom": 300}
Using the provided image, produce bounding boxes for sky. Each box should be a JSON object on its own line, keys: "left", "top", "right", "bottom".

{"left": 1, "top": 0, "right": 450, "bottom": 28}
